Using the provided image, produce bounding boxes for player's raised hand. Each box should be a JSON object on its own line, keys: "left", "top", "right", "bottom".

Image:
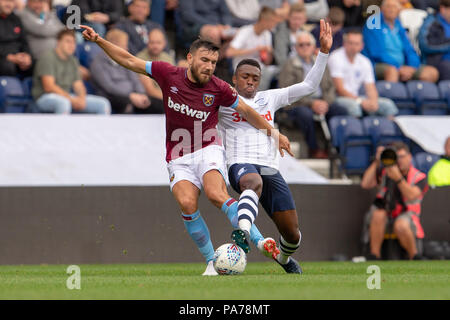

{"left": 319, "top": 19, "right": 333, "bottom": 54}
{"left": 80, "top": 24, "right": 99, "bottom": 42}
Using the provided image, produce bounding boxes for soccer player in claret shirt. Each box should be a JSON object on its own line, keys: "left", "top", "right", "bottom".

{"left": 218, "top": 20, "right": 333, "bottom": 273}
{"left": 80, "top": 25, "right": 294, "bottom": 275}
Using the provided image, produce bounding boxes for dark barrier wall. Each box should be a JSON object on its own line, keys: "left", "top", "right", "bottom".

{"left": 0, "top": 185, "right": 448, "bottom": 265}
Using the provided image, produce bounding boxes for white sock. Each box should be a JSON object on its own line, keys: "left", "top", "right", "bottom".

{"left": 238, "top": 219, "right": 252, "bottom": 234}
{"left": 237, "top": 189, "right": 259, "bottom": 234}
{"left": 277, "top": 232, "right": 302, "bottom": 265}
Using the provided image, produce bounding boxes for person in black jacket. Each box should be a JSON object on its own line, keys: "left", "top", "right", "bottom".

{"left": 0, "top": 0, "right": 33, "bottom": 77}
{"left": 418, "top": 0, "right": 450, "bottom": 80}
{"left": 328, "top": 0, "right": 365, "bottom": 28}
{"left": 67, "top": 0, "right": 124, "bottom": 37}
{"left": 116, "top": 0, "right": 164, "bottom": 55}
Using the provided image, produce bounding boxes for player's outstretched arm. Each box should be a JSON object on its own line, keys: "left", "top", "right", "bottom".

{"left": 80, "top": 25, "right": 147, "bottom": 75}
{"left": 235, "top": 99, "right": 293, "bottom": 157}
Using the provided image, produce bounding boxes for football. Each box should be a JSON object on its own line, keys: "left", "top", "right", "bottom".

{"left": 213, "top": 243, "right": 247, "bottom": 275}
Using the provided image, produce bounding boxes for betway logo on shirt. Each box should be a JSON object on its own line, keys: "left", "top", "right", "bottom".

{"left": 232, "top": 110, "right": 273, "bottom": 122}
{"left": 168, "top": 96, "right": 211, "bottom": 122}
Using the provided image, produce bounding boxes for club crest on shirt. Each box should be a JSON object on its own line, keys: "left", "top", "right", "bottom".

{"left": 203, "top": 93, "right": 215, "bottom": 107}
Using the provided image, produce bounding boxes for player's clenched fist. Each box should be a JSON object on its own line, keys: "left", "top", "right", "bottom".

{"left": 80, "top": 24, "right": 99, "bottom": 42}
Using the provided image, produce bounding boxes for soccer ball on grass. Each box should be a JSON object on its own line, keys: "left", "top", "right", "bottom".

{"left": 213, "top": 243, "right": 247, "bottom": 275}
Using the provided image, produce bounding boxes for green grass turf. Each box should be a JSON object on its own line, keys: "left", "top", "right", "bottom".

{"left": 0, "top": 261, "right": 448, "bottom": 300}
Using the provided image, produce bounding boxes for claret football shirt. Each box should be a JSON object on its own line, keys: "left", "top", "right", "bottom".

{"left": 146, "top": 61, "right": 239, "bottom": 162}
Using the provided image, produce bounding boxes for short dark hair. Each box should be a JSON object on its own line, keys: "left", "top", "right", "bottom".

{"left": 344, "top": 28, "right": 362, "bottom": 37}
{"left": 189, "top": 38, "right": 220, "bottom": 54}
{"left": 258, "top": 6, "right": 277, "bottom": 21}
{"left": 343, "top": 28, "right": 363, "bottom": 42}
{"left": 57, "top": 28, "right": 76, "bottom": 41}
{"left": 328, "top": 6, "right": 345, "bottom": 25}
{"left": 440, "top": 0, "right": 450, "bottom": 7}
{"left": 235, "top": 59, "right": 261, "bottom": 73}
{"left": 390, "top": 141, "right": 410, "bottom": 154}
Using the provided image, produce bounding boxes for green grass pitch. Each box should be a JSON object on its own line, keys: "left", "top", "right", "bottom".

{"left": 0, "top": 261, "right": 448, "bottom": 300}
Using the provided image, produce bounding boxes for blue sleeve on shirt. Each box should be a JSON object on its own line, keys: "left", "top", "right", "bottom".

{"left": 229, "top": 97, "right": 239, "bottom": 109}
{"left": 145, "top": 61, "right": 152, "bottom": 76}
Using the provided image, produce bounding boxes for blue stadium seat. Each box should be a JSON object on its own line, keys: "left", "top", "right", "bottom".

{"left": 437, "top": 80, "right": 450, "bottom": 113}
{"left": 406, "top": 81, "right": 447, "bottom": 115}
{"left": 414, "top": 152, "right": 440, "bottom": 174}
{"left": 76, "top": 42, "right": 102, "bottom": 68}
{"left": 376, "top": 81, "right": 416, "bottom": 115}
{"left": 83, "top": 80, "right": 96, "bottom": 95}
{"left": 21, "top": 77, "right": 40, "bottom": 113}
{"left": 362, "top": 116, "right": 407, "bottom": 154}
{"left": 0, "top": 76, "right": 29, "bottom": 113}
{"left": 329, "top": 116, "right": 372, "bottom": 175}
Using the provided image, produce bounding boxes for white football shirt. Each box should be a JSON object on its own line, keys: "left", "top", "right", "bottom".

{"left": 327, "top": 47, "right": 375, "bottom": 97}
{"left": 218, "top": 51, "right": 329, "bottom": 169}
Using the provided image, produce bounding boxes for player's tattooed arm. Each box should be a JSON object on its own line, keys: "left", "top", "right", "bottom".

{"left": 235, "top": 99, "right": 294, "bottom": 157}
{"left": 80, "top": 25, "right": 147, "bottom": 75}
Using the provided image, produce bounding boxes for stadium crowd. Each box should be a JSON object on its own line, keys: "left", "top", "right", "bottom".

{"left": 0, "top": 0, "right": 449, "bottom": 164}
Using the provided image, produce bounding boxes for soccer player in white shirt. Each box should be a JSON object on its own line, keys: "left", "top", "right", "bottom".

{"left": 219, "top": 20, "right": 333, "bottom": 273}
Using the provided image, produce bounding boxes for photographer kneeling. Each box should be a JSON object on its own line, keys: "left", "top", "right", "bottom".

{"left": 361, "top": 142, "right": 429, "bottom": 260}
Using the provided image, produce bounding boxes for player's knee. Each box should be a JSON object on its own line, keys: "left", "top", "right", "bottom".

{"left": 239, "top": 175, "right": 262, "bottom": 196}
{"left": 178, "top": 196, "right": 198, "bottom": 214}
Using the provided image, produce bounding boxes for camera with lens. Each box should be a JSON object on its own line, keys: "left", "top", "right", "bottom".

{"left": 380, "top": 147, "right": 397, "bottom": 167}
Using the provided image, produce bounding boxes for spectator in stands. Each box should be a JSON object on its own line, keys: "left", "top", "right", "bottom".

{"left": 273, "top": 3, "right": 308, "bottom": 67}
{"left": 260, "top": 0, "right": 329, "bottom": 23}
{"left": 32, "top": 29, "right": 111, "bottom": 114}
{"left": 225, "top": 0, "right": 260, "bottom": 27}
{"left": 418, "top": 0, "right": 450, "bottom": 81}
{"left": 259, "top": 0, "right": 290, "bottom": 21}
{"left": 178, "top": 0, "right": 234, "bottom": 46}
{"left": 68, "top": 0, "right": 124, "bottom": 38}
{"left": 303, "top": 0, "right": 330, "bottom": 22}
{"left": 51, "top": 0, "right": 72, "bottom": 7}
{"left": 428, "top": 136, "right": 450, "bottom": 187}
{"left": 311, "top": 6, "right": 345, "bottom": 53}
{"left": 136, "top": 28, "right": 175, "bottom": 65}
{"left": 226, "top": 7, "right": 280, "bottom": 90}
{"left": 328, "top": 0, "right": 365, "bottom": 28}
{"left": 399, "top": 0, "right": 414, "bottom": 9}
{"left": 90, "top": 29, "right": 162, "bottom": 114}
{"left": 150, "top": 0, "right": 178, "bottom": 27}
{"left": 14, "top": 0, "right": 24, "bottom": 10}
{"left": 0, "top": 0, "right": 33, "bottom": 77}
{"left": 363, "top": 0, "right": 439, "bottom": 83}
{"left": 278, "top": 31, "right": 348, "bottom": 158}
{"left": 16, "top": 0, "right": 65, "bottom": 60}
{"left": 116, "top": 0, "right": 164, "bottom": 55}
{"left": 361, "top": 142, "right": 429, "bottom": 260}
{"left": 136, "top": 28, "right": 174, "bottom": 109}
{"left": 328, "top": 29, "right": 398, "bottom": 118}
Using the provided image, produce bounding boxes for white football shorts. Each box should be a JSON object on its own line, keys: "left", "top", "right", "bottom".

{"left": 167, "top": 144, "right": 228, "bottom": 191}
